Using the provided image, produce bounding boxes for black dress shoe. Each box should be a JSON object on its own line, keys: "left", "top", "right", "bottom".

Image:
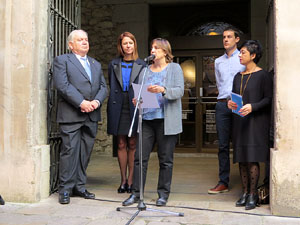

{"left": 236, "top": 193, "right": 249, "bottom": 207}
{"left": 127, "top": 185, "right": 132, "bottom": 193}
{"left": 122, "top": 194, "right": 139, "bottom": 206}
{"left": 156, "top": 197, "right": 168, "bottom": 206}
{"left": 73, "top": 189, "right": 95, "bottom": 199}
{"left": 118, "top": 183, "right": 128, "bottom": 193}
{"left": 59, "top": 192, "right": 70, "bottom": 204}
{"left": 0, "top": 195, "right": 5, "bottom": 205}
{"left": 245, "top": 193, "right": 259, "bottom": 210}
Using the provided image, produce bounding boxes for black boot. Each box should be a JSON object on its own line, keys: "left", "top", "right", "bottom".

{"left": 245, "top": 193, "right": 258, "bottom": 210}
{"left": 236, "top": 193, "right": 249, "bottom": 207}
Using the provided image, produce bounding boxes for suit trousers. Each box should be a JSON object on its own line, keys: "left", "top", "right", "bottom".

{"left": 215, "top": 101, "right": 232, "bottom": 187}
{"left": 58, "top": 117, "right": 98, "bottom": 194}
{"left": 132, "top": 119, "right": 178, "bottom": 199}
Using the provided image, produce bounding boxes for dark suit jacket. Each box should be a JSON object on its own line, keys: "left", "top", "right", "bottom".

{"left": 107, "top": 57, "right": 145, "bottom": 135}
{"left": 53, "top": 53, "right": 108, "bottom": 123}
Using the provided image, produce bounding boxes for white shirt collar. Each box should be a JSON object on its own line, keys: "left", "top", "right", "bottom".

{"left": 225, "top": 48, "right": 239, "bottom": 58}
{"left": 73, "top": 53, "right": 87, "bottom": 60}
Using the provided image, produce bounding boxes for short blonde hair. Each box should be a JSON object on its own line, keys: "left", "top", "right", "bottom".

{"left": 150, "top": 38, "right": 174, "bottom": 63}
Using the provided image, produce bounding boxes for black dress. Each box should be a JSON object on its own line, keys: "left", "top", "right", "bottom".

{"left": 118, "top": 91, "right": 131, "bottom": 135}
{"left": 231, "top": 70, "right": 273, "bottom": 163}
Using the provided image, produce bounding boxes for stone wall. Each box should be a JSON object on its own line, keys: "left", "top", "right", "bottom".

{"left": 81, "top": 1, "right": 116, "bottom": 154}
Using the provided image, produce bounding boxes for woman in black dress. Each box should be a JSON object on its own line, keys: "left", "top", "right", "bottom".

{"left": 107, "top": 32, "right": 145, "bottom": 193}
{"left": 227, "top": 40, "right": 273, "bottom": 210}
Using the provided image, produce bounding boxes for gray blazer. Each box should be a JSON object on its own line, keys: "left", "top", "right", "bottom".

{"left": 53, "top": 53, "right": 108, "bottom": 123}
{"left": 140, "top": 62, "right": 184, "bottom": 135}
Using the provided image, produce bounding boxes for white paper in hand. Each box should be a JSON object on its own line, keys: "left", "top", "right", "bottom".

{"left": 132, "top": 83, "right": 160, "bottom": 109}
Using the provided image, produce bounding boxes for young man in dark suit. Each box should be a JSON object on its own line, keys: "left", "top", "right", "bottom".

{"left": 53, "top": 29, "right": 108, "bottom": 204}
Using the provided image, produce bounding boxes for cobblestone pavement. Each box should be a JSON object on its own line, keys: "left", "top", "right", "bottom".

{"left": 1, "top": 153, "right": 299, "bottom": 225}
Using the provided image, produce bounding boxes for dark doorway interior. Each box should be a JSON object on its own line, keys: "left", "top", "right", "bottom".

{"left": 149, "top": 0, "right": 250, "bottom": 39}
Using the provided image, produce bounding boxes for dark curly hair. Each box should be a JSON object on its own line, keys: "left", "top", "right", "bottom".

{"left": 240, "top": 40, "right": 263, "bottom": 64}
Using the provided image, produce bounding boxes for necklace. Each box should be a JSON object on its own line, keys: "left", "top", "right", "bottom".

{"left": 239, "top": 68, "right": 256, "bottom": 96}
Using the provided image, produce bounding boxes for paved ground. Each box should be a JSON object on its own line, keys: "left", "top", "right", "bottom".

{"left": 1, "top": 153, "right": 300, "bottom": 225}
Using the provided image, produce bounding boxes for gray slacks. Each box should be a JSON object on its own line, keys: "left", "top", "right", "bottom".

{"left": 58, "top": 117, "right": 98, "bottom": 194}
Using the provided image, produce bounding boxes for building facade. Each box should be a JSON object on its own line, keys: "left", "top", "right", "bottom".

{"left": 0, "top": 0, "right": 299, "bottom": 216}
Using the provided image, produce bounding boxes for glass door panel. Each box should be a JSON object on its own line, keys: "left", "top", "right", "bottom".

{"left": 174, "top": 56, "right": 197, "bottom": 148}
{"left": 173, "top": 51, "right": 222, "bottom": 152}
{"left": 201, "top": 55, "right": 219, "bottom": 148}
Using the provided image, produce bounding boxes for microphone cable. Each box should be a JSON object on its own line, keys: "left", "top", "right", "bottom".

{"left": 92, "top": 197, "right": 300, "bottom": 219}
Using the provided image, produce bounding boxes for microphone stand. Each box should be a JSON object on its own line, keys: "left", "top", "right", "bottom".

{"left": 116, "top": 59, "right": 184, "bottom": 225}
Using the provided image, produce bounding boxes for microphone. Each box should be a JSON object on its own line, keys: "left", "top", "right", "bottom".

{"left": 144, "top": 54, "right": 155, "bottom": 62}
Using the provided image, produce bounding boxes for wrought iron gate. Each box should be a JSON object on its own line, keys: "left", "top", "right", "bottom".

{"left": 47, "top": 0, "right": 81, "bottom": 193}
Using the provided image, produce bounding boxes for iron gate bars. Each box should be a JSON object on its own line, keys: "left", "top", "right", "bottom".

{"left": 47, "top": 0, "right": 80, "bottom": 193}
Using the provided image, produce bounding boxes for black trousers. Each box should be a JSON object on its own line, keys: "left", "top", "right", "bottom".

{"left": 215, "top": 101, "right": 232, "bottom": 186}
{"left": 132, "top": 119, "right": 178, "bottom": 199}
{"left": 58, "top": 118, "right": 98, "bottom": 194}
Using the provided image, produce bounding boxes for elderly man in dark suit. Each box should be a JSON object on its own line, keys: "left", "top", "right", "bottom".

{"left": 53, "top": 29, "right": 107, "bottom": 204}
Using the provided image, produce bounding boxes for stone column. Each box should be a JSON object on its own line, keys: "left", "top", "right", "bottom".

{"left": 0, "top": 0, "right": 50, "bottom": 202}
{"left": 271, "top": 0, "right": 300, "bottom": 216}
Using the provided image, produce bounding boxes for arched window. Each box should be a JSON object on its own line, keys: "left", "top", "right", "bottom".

{"left": 186, "top": 22, "right": 243, "bottom": 36}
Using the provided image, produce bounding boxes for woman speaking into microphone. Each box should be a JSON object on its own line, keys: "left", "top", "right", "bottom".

{"left": 122, "top": 38, "right": 184, "bottom": 207}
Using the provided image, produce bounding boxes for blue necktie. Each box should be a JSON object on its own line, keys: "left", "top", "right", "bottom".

{"left": 81, "top": 57, "right": 92, "bottom": 81}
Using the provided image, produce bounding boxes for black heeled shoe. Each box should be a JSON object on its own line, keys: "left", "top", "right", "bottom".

{"left": 236, "top": 193, "right": 249, "bottom": 207}
{"left": 127, "top": 184, "right": 132, "bottom": 193}
{"left": 245, "top": 193, "right": 259, "bottom": 210}
{"left": 117, "top": 183, "right": 128, "bottom": 193}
